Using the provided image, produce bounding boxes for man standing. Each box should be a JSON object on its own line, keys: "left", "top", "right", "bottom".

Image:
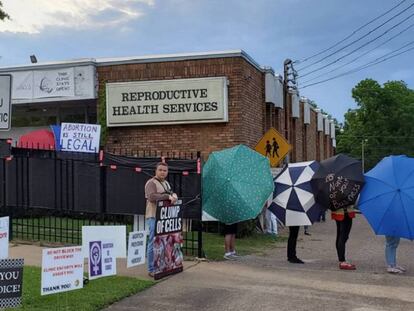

{"left": 145, "top": 162, "right": 177, "bottom": 277}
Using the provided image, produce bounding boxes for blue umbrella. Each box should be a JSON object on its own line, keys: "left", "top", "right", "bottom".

{"left": 358, "top": 155, "right": 414, "bottom": 239}
{"left": 269, "top": 161, "right": 322, "bottom": 226}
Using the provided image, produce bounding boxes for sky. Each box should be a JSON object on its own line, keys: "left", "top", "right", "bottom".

{"left": 0, "top": 0, "right": 413, "bottom": 122}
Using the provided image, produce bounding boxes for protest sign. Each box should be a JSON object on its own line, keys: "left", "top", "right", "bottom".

{"left": 0, "top": 258, "right": 24, "bottom": 309}
{"left": 41, "top": 246, "right": 83, "bottom": 296}
{"left": 0, "top": 217, "right": 9, "bottom": 259}
{"left": 60, "top": 122, "right": 101, "bottom": 153}
{"left": 127, "top": 231, "right": 146, "bottom": 268}
{"left": 153, "top": 200, "right": 184, "bottom": 280}
{"left": 82, "top": 226, "right": 126, "bottom": 258}
{"left": 89, "top": 240, "right": 116, "bottom": 280}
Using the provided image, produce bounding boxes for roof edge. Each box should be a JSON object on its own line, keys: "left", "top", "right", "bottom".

{"left": 95, "top": 50, "right": 264, "bottom": 71}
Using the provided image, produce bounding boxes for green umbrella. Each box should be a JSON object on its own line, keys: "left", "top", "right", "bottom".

{"left": 202, "top": 145, "right": 274, "bottom": 224}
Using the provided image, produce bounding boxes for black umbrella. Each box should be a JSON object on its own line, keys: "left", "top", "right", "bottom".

{"left": 310, "top": 154, "right": 365, "bottom": 211}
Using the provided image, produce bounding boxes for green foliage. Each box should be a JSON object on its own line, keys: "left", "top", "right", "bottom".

{"left": 0, "top": 1, "right": 9, "bottom": 20}
{"left": 98, "top": 83, "right": 108, "bottom": 146}
{"left": 337, "top": 79, "right": 414, "bottom": 170}
{"left": 6, "top": 266, "right": 154, "bottom": 311}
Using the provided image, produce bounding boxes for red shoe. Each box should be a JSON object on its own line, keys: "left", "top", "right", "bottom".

{"left": 339, "top": 262, "right": 356, "bottom": 270}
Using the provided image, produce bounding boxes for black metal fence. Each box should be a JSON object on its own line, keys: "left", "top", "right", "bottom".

{"left": 0, "top": 140, "right": 203, "bottom": 257}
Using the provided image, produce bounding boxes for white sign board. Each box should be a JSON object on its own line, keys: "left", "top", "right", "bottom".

{"left": 106, "top": 77, "right": 228, "bottom": 127}
{"left": 0, "top": 217, "right": 9, "bottom": 259}
{"left": 0, "top": 75, "right": 12, "bottom": 131}
{"left": 33, "top": 68, "right": 75, "bottom": 98}
{"left": 88, "top": 240, "right": 116, "bottom": 280}
{"left": 60, "top": 122, "right": 101, "bottom": 153}
{"left": 127, "top": 231, "right": 146, "bottom": 268}
{"left": 8, "top": 65, "right": 96, "bottom": 103}
{"left": 41, "top": 246, "right": 83, "bottom": 296}
{"left": 82, "top": 226, "right": 126, "bottom": 258}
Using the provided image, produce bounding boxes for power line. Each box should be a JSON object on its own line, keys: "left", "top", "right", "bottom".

{"left": 296, "top": 0, "right": 408, "bottom": 64}
{"left": 301, "top": 21, "right": 414, "bottom": 84}
{"left": 299, "top": 11, "right": 414, "bottom": 79}
{"left": 299, "top": 43, "right": 414, "bottom": 89}
{"left": 296, "top": 1, "right": 414, "bottom": 71}
{"left": 337, "top": 135, "right": 414, "bottom": 138}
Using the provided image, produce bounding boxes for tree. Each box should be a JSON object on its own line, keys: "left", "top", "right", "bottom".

{"left": 0, "top": 1, "right": 9, "bottom": 21}
{"left": 337, "top": 79, "right": 414, "bottom": 170}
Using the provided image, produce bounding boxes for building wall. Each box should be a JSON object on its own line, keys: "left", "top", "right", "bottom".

{"left": 98, "top": 57, "right": 266, "bottom": 157}
{"left": 98, "top": 55, "right": 335, "bottom": 161}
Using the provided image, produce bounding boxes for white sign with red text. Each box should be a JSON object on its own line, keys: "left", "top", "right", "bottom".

{"left": 0, "top": 217, "right": 9, "bottom": 259}
{"left": 41, "top": 246, "right": 83, "bottom": 296}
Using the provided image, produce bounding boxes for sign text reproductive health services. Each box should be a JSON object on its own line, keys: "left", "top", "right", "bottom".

{"left": 106, "top": 77, "right": 228, "bottom": 127}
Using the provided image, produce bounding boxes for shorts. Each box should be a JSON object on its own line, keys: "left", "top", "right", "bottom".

{"left": 223, "top": 223, "right": 238, "bottom": 235}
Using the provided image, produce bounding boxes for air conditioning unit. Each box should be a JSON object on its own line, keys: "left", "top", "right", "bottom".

{"left": 265, "top": 72, "right": 283, "bottom": 108}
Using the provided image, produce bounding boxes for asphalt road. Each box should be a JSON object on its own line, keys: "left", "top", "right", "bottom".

{"left": 106, "top": 217, "right": 414, "bottom": 311}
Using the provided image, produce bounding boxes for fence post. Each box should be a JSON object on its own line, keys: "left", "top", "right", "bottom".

{"left": 100, "top": 164, "right": 106, "bottom": 225}
{"left": 196, "top": 151, "right": 203, "bottom": 258}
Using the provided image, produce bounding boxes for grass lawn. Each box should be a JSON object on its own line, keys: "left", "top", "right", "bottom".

{"left": 6, "top": 266, "right": 154, "bottom": 311}
{"left": 202, "top": 232, "right": 287, "bottom": 261}
{"left": 12, "top": 217, "right": 134, "bottom": 244}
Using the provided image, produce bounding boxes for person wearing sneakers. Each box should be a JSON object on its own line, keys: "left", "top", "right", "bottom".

{"left": 145, "top": 162, "right": 178, "bottom": 277}
{"left": 332, "top": 205, "right": 356, "bottom": 270}
{"left": 223, "top": 223, "right": 241, "bottom": 260}
{"left": 385, "top": 235, "right": 406, "bottom": 274}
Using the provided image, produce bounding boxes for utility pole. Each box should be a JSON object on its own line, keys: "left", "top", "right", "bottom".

{"left": 361, "top": 138, "right": 368, "bottom": 173}
{"left": 283, "top": 59, "right": 298, "bottom": 164}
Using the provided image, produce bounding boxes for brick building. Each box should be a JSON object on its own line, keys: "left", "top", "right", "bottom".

{"left": 98, "top": 50, "right": 335, "bottom": 161}
{"left": 0, "top": 50, "right": 335, "bottom": 162}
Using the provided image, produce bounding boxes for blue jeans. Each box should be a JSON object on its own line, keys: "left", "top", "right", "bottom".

{"left": 146, "top": 217, "right": 156, "bottom": 273}
{"left": 385, "top": 236, "right": 400, "bottom": 267}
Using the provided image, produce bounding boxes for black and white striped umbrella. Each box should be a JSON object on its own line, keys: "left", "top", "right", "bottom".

{"left": 269, "top": 161, "right": 322, "bottom": 226}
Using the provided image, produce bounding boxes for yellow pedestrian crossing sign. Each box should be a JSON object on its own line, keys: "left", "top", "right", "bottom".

{"left": 255, "top": 127, "right": 292, "bottom": 167}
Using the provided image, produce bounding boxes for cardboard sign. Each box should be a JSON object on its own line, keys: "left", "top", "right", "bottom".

{"left": 155, "top": 200, "right": 183, "bottom": 236}
{"left": 41, "top": 246, "right": 83, "bottom": 296}
{"left": 255, "top": 127, "right": 292, "bottom": 167}
{"left": 82, "top": 226, "right": 126, "bottom": 258}
{"left": 153, "top": 200, "right": 184, "bottom": 280}
{"left": 88, "top": 240, "right": 116, "bottom": 280}
{"left": 127, "top": 231, "right": 146, "bottom": 268}
{"left": 0, "top": 258, "right": 24, "bottom": 309}
{"left": 0, "top": 217, "right": 9, "bottom": 259}
{"left": 60, "top": 122, "right": 101, "bottom": 153}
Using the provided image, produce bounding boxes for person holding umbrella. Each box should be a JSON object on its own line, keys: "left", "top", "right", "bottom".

{"left": 358, "top": 155, "right": 414, "bottom": 275}
{"left": 385, "top": 235, "right": 406, "bottom": 274}
{"left": 223, "top": 223, "right": 240, "bottom": 260}
{"left": 202, "top": 145, "right": 274, "bottom": 259}
{"left": 331, "top": 205, "right": 357, "bottom": 270}
{"left": 311, "top": 154, "right": 365, "bottom": 271}
{"left": 269, "top": 161, "right": 323, "bottom": 264}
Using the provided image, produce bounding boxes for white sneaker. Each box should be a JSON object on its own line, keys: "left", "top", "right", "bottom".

{"left": 387, "top": 267, "right": 403, "bottom": 274}
{"left": 396, "top": 266, "right": 406, "bottom": 272}
{"left": 230, "top": 252, "right": 242, "bottom": 258}
{"left": 224, "top": 253, "right": 235, "bottom": 260}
